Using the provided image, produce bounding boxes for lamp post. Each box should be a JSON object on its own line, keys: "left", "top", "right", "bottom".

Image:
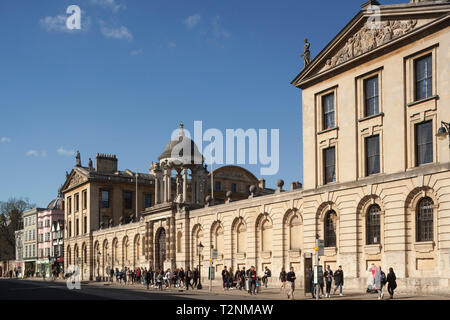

{"left": 436, "top": 121, "right": 450, "bottom": 149}
{"left": 97, "top": 251, "right": 101, "bottom": 282}
{"left": 197, "top": 242, "right": 204, "bottom": 290}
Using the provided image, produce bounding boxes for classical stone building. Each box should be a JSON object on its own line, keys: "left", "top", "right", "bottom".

{"left": 62, "top": 0, "right": 449, "bottom": 294}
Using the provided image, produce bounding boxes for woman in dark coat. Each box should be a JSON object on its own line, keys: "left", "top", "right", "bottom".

{"left": 386, "top": 267, "right": 397, "bottom": 299}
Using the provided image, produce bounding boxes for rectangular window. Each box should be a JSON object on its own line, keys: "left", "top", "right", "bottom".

{"left": 414, "top": 55, "right": 432, "bottom": 101}
{"left": 323, "top": 147, "right": 336, "bottom": 184}
{"left": 82, "top": 190, "right": 87, "bottom": 210}
{"left": 69, "top": 221, "right": 72, "bottom": 237}
{"left": 144, "top": 194, "right": 152, "bottom": 208}
{"left": 322, "top": 93, "right": 335, "bottom": 130}
{"left": 74, "top": 193, "right": 79, "bottom": 212}
{"left": 215, "top": 181, "right": 221, "bottom": 191}
{"left": 231, "top": 183, "right": 237, "bottom": 193}
{"left": 415, "top": 121, "right": 433, "bottom": 166}
{"left": 67, "top": 197, "right": 72, "bottom": 214}
{"left": 364, "top": 76, "right": 379, "bottom": 117}
{"left": 124, "top": 191, "right": 132, "bottom": 210}
{"left": 366, "top": 135, "right": 380, "bottom": 176}
{"left": 83, "top": 216, "right": 87, "bottom": 234}
{"left": 101, "top": 190, "right": 109, "bottom": 208}
{"left": 76, "top": 219, "right": 79, "bottom": 236}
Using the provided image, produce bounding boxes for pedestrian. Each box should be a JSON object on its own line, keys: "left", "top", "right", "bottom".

{"left": 146, "top": 268, "right": 152, "bottom": 290}
{"left": 333, "top": 265, "right": 344, "bottom": 296}
{"left": 262, "top": 266, "right": 271, "bottom": 288}
{"left": 310, "top": 268, "right": 316, "bottom": 299}
{"left": 324, "top": 265, "right": 333, "bottom": 298}
{"left": 193, "top": 267, "right": 199, "bottom": 288}
{"left": 222, "top": 266, "right": 228, "bottom": 290}
{"left": 179, "top": 268, "right": 185, "bottom": 289}
{"left": 279, "top": 268, "right": 287, "bottom": 292}
{"left": 369, "top": 264, "right": 383, "bottom": 299}
{"left": 240, "top": 267, "right": 246, "bottom": 291}
{"left": 156, "top": 271, "right": 163, "bottom": 290}
{"left": 286, "top": 267, "right": 296, "bottom": 300}
{"left": 185, "top": 268, "right": 194, "bottom": 290}
{"left": 247, "top": 266, "right": 257, "bottom": 295}
{"left": 386, "top": 267, "right": 397, "bottom": 299}
{"left": 380, "top": 267, "right": 386, "bottom": 297}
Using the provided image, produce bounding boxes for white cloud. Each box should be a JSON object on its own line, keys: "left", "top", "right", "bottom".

{"left": 211, "top": 16, "right": 231, "bottom": 39}
{"left": 40, "top": 12, "right": 91, "bottom": 33}
{"left": 90, "top": 0, "right": 125, "bottom": 13}
{"left": 26, "top": 149, "right": 47, "bottom": 157}
{"left": 1, "top": 137, "right": 11, "bottom": 143}
{"left": 99, "top": 21, "right": 133, "bottom": 41}
{"left": 184, "top": 14, "right": 201, "bottom": 28}
{"left": 57, "top": 147, "right": 76, "bottom": 157}
{"left": 168, "top": 41, "right": 176, "bottom": 48}
{"left": 130, "top": 49, "right": 143, "bottom": 56}
{"left": 26, "top": 150, "right": 39, "bottom": 157}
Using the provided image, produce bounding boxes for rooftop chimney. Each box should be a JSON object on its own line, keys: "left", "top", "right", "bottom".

{"left": 95, "top": 153, "right": 118, "bottom": 173}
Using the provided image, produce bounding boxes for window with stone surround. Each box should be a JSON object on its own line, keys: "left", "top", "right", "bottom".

{"left": 415, "top": 120, "right": 433, "bottom": 166}
{"left": 324, "top": 210, "right": 337, "bottom": 248}
{"left": 322, "top": 93, "right": 335, "bottom": 130}
{"left": 414, "top": 54, "right": 432, "bottom": 101}
{"left": 366, "top": 205, "right": 381, "bottom": 245}
{"left": 364, "top": 75, "right": 379, "bottom": 117}
{"left": 365, "top": 135, "right": 380, "bottom": 176}
{"left": 323, "top": 147, "right": 336, "bottom": 184}
{"left": 416, "top": 197, "right": 434, "bottom": 242}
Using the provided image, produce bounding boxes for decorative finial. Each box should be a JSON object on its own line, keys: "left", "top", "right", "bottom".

{"left": 179, "top": 123, "right": 184, "bottom": 137}
{"left": 88, "top": 158, "right": 93, "bottom": 170}
{"left": 301, "top": 38, "right": 311, "bottom": 68}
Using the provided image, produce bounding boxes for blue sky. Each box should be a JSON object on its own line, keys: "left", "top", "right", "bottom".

{"left": 0, "top": 0, "right": 402, "bottom": 207}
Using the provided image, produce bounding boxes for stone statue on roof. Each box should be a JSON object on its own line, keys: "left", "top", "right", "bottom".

{"left": 301, "top": 38, "right": 311, "bottom": 68}
{"left": 76, "top": 150, "right": 81, "bottom": 167}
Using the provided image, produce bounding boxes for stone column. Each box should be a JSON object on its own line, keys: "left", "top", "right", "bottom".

{"left": 166, "top": 170, "right": 172, "bottom": 202}
{"left": 183, "top": 169, "right": 188, "bottom": 203}
{"left": 171, "top": 216, "right": 176, "bottom": 269}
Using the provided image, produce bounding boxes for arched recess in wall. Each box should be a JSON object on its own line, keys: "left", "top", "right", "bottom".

{"left": 112, "top": 238, "right": 118, "bottom": 268}
{"left": 256, "top": 213, "right": 273, "bottom": 254}
{"left": 191, "top": 224, "right": 203, "bottom": 267}
{"left": 122, "top": 236, "right": 129, "bottom": 267}
{"left": 134, "top": 234, "right": 140, "bottom": 267}
{"left": 177, "top": 231, "right": 183, "bottom": 253}
{"left": 211, "top": 221, "right": 224, "bottom": 260}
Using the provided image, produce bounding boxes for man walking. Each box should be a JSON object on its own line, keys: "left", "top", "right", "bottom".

{"left": 262, "top": 266, "right": 271, "bottom": 288}
{"left": 324, "top": 265, "right": 333, "bottom": 298}
{"left": 247, "top": 266, "right": 257, "bottom": 295}
{"left": 333, "top": 265, "right": 344, "bottom": 296}
{"left": 222, "top": 266, "right": 228, "bottom": 290}
{"left": 286, "top": 267, "right": 296, "bottom": 300}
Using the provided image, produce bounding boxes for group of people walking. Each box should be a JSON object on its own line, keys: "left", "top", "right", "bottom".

{"left": 368, "top": 264, "right": 397, "bottom": 299}
{"left": 109, "top": 267, "right": 200, "bottom": 291}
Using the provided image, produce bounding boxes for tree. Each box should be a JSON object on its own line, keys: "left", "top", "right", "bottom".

{"left": 0, "top": 198, "right": 35, "bottom": 262}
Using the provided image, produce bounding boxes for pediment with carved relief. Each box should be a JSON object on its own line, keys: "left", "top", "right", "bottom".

{"left": 63, "top": 171, "right": 88, "bottom": 191}
{"left": 320, "top": 18, "right": 423, "bottom": 71}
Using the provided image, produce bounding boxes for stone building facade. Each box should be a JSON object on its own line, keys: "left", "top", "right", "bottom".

{"left": 62, "top": 0, "right": 449, "bottom": 294}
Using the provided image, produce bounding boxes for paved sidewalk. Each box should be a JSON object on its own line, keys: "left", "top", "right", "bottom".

{"left": 6, "top": 278, "right": 450, "bottom": 300}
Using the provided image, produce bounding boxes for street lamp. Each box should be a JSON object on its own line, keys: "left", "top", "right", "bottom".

{"left": 436, "top": 121, "right": 450, "bottom": 148}
{"left": 197, "top": 242, "right": 204, "bottom": 290}
{"left": 97, "top": 251, "right": 101, "bottom": 281}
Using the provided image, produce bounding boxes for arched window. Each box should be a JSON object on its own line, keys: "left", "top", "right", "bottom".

{"left": 366, "top": 205, "right": 381, "bottom": 245}
{"left": 261, "top": 219, "right": 273, "bottom": 252}
{"left": 324, "top": 210, "right": 337, "bottom": 247}
{"left": 237, "top": 223, "right": 247, "bottom": 253}
{"left": 135, "top": 236, "right": 140, "bottom": 261}
{"left": 417, "top": 197, "right": 434, "bottom": 242}
{"left": 289, "top": 216, "right": 302, "bottom": 250}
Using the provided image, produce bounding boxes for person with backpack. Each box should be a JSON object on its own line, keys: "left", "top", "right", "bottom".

{"left": 379, "top": 267, "right": 386, "bottom": 299}
{"left": 156, "top": 271, "right": 163, "bottom": 290}
{"left": 333, "top": 265, "right": 344, "bottom": 296}
{"left": 193, "top": 267, "right": 199, "bottom": 288}
{"left": 262, "top": 266, "right": 271, "bottom": 288}
{"left": 286, "top": 267, "right": 296, "bottom": 300}
{"left": 324, "top": 265, "right": 333, "bottom": 298}
{"left": 386, "top": 267, "right": 397, "bottom": 299}
{"left": 239, "top": 267, "right": 246, "bottom": 291}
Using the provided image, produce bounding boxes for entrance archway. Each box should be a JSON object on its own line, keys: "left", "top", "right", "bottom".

{"left": 155, "top": 228, "right": 166, "bottom": 271}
